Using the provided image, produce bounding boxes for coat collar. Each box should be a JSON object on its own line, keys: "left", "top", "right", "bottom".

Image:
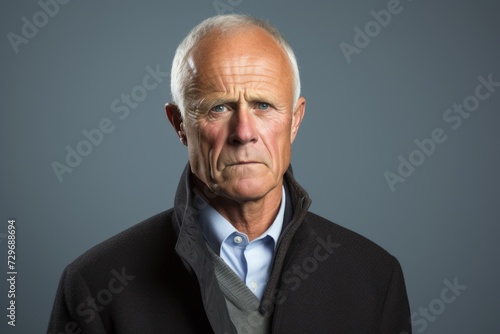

{"left": 173, "top": 163, "right": 312, "bottom": 327}
{"left": 173, "top": 163, "right": 311, "bottom": 234}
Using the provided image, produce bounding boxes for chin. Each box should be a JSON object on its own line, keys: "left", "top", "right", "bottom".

{"left": 220, "top": 179, "right": 277, "bottom": 202}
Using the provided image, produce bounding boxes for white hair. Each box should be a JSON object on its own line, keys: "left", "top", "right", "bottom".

{"left": 170, "top": 14, "right": 301, "bottom": 118}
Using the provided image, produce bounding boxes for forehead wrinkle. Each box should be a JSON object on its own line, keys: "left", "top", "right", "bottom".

{"left": 187, "top": 28, "right": 294, "bottom": 109}
{"left": 214, "top": 76, "right": 282, "bottom": 94}
{"left": 195, "top": 72, "right": 284, "bottom": 99}
{"left": 192, "top": 78, "right": 290, "bottom": 112}
{"left": 191, "top": 58, "right": 282, "bottom": 90}
{"left": 200, "top": 63, "right": 282, "bottom": 83}
{"left": 189, "top": 27, "right": 292, "bottom": 74}
{"left": 196, "top": 89, "right": 283, "bottom": 112}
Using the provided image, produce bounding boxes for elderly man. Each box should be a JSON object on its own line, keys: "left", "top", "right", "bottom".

{"left": 48, "top": 14, "right": 411, "bottom": 334}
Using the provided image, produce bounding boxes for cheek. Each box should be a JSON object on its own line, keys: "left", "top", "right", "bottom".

{"left": 264, "top": 118, "right": 292, "bottom": 147}
{"left": 184, "top": 122, "right": 205, "bottom": 171}
{"left": 261, "top": 122, "right": 292, "bottom": 167}
{"left": 191, "top": 123, "right": 227, "bottom": 169}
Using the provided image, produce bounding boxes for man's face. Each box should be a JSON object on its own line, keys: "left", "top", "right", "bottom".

{"left": 179, "top": 27, "right": 305, "bottom": 202}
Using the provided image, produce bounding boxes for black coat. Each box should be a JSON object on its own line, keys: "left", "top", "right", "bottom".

{"left": 48, "top": 165, "right": 411, "bottom": 333}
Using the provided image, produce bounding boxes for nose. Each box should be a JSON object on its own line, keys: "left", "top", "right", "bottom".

{"left": 228, "top": 107, "right": 258, "bottom": 145}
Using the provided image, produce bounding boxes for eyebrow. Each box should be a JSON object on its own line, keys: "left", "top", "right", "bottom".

{"left": 197, "top": 91, "right": 278, "bottom": 107}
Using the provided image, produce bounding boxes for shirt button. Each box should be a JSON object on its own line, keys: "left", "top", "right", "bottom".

{"left": 234, "top": 236, "right": 243, "bottom": 244}
{"left": 251, "top": 281, "right": 257, "bottom": 290}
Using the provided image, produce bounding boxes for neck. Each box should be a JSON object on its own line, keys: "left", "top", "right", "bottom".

{"left": 193, "top": 175, "right": 283, "bottom": 241}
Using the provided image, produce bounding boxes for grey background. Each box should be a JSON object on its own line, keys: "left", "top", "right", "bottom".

{"left": 1, "top": 0, "right": 499, "bottom": 332}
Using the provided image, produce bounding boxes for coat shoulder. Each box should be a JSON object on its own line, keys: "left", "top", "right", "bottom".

{"left": 64, "top": 209, "right": 177, "bottom": 279}
{"left": 303, "top": 211, "right": 398, "bottom": 267}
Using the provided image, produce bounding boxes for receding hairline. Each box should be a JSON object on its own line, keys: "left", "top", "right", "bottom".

{"left": 170, "top": 14, "right": 301, "bottom": 117}
{"left": 185, "top": 15, "right": 287, "bottom": 46}
{"left": 188, "top": 25, "right": 293, "bottom": 70}
{"left": 186, "top": 21, "right": 294, "bottom": 78}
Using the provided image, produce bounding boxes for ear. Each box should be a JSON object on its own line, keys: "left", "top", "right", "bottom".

{"left": 165, "top": 103, "right": 187, "bottom": 145}
{"left": 290, "top": 97, "right": 306, "bottom": 143}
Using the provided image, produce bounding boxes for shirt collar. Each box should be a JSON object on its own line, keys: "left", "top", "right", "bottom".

{"left": 196, "top": 186, "right": 286, "bottom": 254}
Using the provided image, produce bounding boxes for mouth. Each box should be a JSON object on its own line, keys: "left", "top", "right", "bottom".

{"left": 228, "top": 161, "right": 260, "bottom": 166}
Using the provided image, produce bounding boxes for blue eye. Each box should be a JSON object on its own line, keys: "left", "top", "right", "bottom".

{"left": 257, "top": 103, "right": 270, "bottom": 110}
{"left": 212, "top": 105, "right": 227, "bottom": 112}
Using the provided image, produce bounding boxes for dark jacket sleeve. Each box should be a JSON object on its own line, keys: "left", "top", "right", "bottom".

{"left": 47, "top": 267, "right": 107, "bottom": 334}
{"left": 379, "top": 257, "right": 412, "bottom": 334}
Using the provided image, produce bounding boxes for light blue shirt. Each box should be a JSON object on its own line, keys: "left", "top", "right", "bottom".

{"left": 196, "top": 186, "right": 285, "bottom": 300}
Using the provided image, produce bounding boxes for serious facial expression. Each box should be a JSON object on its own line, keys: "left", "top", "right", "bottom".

{"left": 182, "top": 27, "right": 304, "bottom": 202}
